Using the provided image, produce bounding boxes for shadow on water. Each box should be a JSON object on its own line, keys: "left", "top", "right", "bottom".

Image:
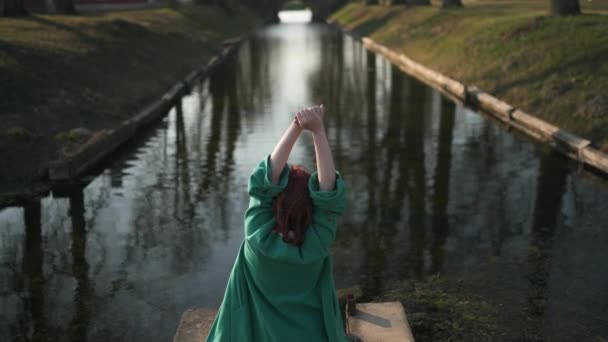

{"left": 365, "top": 50, "right": 378, "bottom": 220}
{"left": 403, "top": 76, "right": 428, "bottom": 280}
{"left": 20, "top": 199, "right": 46, "bottom": 341}
{"left": 429, "top": 97, "right": 455, "bottom": 274}
{"left": 360, "top": 50, "right": 385, "bottom": 297}
{"left": 67, "top": 189, "right": 91, "bottom": 342}
{"left": 524, "top": 152, "right": 569, "bottom": 338}
{"left": 198, "top": 59, "right": 230, "bottom": 200}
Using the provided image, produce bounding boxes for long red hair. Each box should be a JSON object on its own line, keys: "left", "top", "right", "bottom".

{"left": 272, "top": 165, "right": 313, "bottom": 246}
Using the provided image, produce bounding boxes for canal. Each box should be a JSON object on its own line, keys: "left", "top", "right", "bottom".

{"left": 2, "top": 17, "right": 608, "bottom": 342}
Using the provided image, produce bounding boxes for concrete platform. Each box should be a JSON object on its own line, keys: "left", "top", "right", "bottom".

{"left": 347, "top": 302, "right": 415, "bottom": 342}
{"left": 173, "top": 308, "right": 217, "bottom": 342}
{"left": 174, "top": 302, "right": 414, "bottom": 342}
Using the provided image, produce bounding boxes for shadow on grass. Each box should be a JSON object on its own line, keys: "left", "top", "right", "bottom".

{"left": 25, "top": 15, "right": 96, "bottom": 43}
{"left": 352, "top": 11, "right": 399, "bottom": 36}
{"left": 492, "top": 47, "right": 608, "bottom": 95}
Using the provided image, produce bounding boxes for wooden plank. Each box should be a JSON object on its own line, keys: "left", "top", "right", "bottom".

{"left": 581, "top": 147, "right": 608, "bottom": 174}
{"left": 173, "top": 308, "right": 217, "bottom": 342}
{"left": 347, "top": 302, "right": 415, "bottom": 342}
{"left": 553, "top": 130, "right": 591, "bottom": 150}
{"left": 475, "top": 92, "right": 514, "bottom": 121}
{"left": 511, "top": 109, "right": 559, "bottom": 138}
{"left": 362, "top": 37, "right": 465, "bottom": 99}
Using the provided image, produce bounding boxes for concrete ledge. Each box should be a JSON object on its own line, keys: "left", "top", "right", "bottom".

{"left": 363, "top": 37, "right": 465, "bottom": 100}
{"left": 347, "top": 302, "right": 415, "bottom": 342}
{"left": 581, "top": 147, "right": 608, "bottom": 174}
{"left": 173, "top": 308, "right": 217, "bottom": 342}
{"left": 173, "top": 301, "right": 414, "bottom": 342}
{"left": 130, "top": 99, "right": 172, "bottom": 128}
{"left": 358, "top": 36, "right": 608, "bottom": 178}
{"left": 475, "top": 91, "right": 514, "bottom": 122}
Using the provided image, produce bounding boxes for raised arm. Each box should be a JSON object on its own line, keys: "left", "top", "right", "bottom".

{"left": 269, "top": 118, "right": 303, "bottom": 184}
{"left": 296, "top": 105, "right": 336, "bottom": 191}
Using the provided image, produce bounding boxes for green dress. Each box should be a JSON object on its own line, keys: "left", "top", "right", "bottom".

{"left": 206, "top": 155, "right": 349, "bottom": 342}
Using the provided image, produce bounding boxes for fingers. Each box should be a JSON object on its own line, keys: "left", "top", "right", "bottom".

{"left": 308, "top": 105, "right": 324, "bottom": 118}
{"left": 301, "top": 106, "right": 322, "bottom": 119}
{"left": 296, "top": 105, "right": 325, "bottom": 132}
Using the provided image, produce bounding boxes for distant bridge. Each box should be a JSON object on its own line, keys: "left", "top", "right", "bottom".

{"left": 298, "top": 0, "right": 346, "bottom": 22}
{"left": 269, "top": 0, "right": 346, "bottom": 22}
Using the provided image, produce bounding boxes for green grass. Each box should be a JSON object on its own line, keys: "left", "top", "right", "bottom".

{"left": 375, "top": 276, "right": 499, "bottom": 341}
{"left": 0, "top": 4, "right": 260, "bottom": 184}
{"left": 331, "top": 0, "right": 608, "bottom": 149}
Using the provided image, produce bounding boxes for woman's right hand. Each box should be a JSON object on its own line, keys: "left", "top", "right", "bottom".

{"left": 295, "top": 105, "right": 325, "bottom": 134}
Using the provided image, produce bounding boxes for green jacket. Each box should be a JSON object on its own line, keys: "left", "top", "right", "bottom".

{"left": 207, "top": 155, "right": 348, "bottom": 342}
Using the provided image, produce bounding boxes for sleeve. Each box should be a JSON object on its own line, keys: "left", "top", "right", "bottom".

{"left": 308, "top": 171, "right": 347, "bottom": 216}
{"left": 301, "top": 171, "right": 348, "bottom": 255}
{"left": 244, "top": 155, "right": 290, "bottom": 236}
{"left": 244, "top": 165, "right": 348, "bottom": 265}
{"left": 248, "top": 154, "right": 290, "bottom": 205}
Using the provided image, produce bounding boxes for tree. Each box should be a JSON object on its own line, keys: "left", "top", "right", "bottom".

{"left": 237, "top": 0, "right": 278, "bottom": 22}
{"left": 52, "top": 0, "right": 76, "bottom": 14}
{"left": 365, "top": 0, "right": 379, "bottom": 4}
{"left": 441, "top": 0, "right": 462, "bottom": 8}
{"left": 391, "top": 0, "right": 430, "bottom": 5}
{"left": 2, "top": 0, "right": 28, "bottom": 16}
{"left": 196, "top": 0, "right": 234, "bottom": 14}
{"left": 408, "top": 0, "right": 430, "bottom": 5}
{"left": 550, "top": 0, "right": 580, "bottom": 15}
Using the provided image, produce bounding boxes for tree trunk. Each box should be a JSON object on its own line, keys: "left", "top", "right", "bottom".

{"left": 392, "top": 0, "right": 430, "bottom": 5}
{"left": 195, "top": 0, "right": 217, "bottom": 5}
{"left": 2, "top": 0, "right": 28, "bottom": 16}
{"left": 550, "top": 0, "right": 580, "bottom": 15}
{"left": 264, "top": 0, "right": 280, "bottom": 23}
{"left": 408, "top": 0, "right": 431, "bottom": 5}
{"left": 365, "top": 0, "right": 379, "bottom": 4}
{"left": 441, "top": 0, "right": 462, "bottom": 8}
{"left": 53, "top": 0, "right": 77, "bottom": 14}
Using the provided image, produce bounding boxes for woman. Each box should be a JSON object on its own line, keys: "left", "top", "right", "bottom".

{"left": 207, "top": 105, "right": 350, "bottom": 342}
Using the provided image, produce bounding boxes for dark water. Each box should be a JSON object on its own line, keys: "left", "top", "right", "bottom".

{"left": 2, "top": 22, "right": 608, "bottom": 341}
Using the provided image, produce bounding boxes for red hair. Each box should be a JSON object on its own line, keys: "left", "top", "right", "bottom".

{"left": 272, "top": 165, "right": 313, "bottom": 246}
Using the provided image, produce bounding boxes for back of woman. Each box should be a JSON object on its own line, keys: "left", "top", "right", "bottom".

{"left": 206, "top": 105, "right": 350, "bottom": 342}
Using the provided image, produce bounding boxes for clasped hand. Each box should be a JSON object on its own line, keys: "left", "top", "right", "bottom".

{"left": 295, "top": 105, "right": 324, "bottom": 134}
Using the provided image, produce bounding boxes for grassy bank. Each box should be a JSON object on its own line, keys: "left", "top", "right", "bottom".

{"left": 0, "top": 5, "right": 260, "bottom": 191}
{"left": 370, "top": 257, "right": 606, "bottom": 341}
{"left": 331, "top": 0, "right": 608, "bottom": 151}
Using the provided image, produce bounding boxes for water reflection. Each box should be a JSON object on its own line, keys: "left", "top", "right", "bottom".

{"left": 429, "top": 97, "right": 455, "bottom": 274}
{"left": 22, "top": 199, "right": 46, "bottom": 341}
{"left": 365, "top": 50, "right": 378, "bottom": 219}
{"left": 68, "top": 189, "right": 91, "bottom": 342}
{"left": 524, "top": 153, "right": 568, "bottom": 338}
{"left": 1, "top": 22, "right": 608, "bottom": 341}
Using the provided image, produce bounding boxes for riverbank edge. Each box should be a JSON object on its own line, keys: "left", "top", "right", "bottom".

{"left": 326, "top": 21, "right": 608, "bottom": 178}
{"left": 48, "top": 36, "right": 244, "bottom": 181}
{"left": 0, "top": 35, "right": 245, "bottom": 208}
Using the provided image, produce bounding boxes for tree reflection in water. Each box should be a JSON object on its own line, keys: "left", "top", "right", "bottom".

{"left": 524, "top": 152, "right": 568, "bottom": 338}
{"left": 68, "top": 189, "right": 91, "bottom": 342}
{"left": 429, "top": 97, "right": 455, "bottom": 275}
{"left": 21, "top": 199, "right": 46, "bottom": 341}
